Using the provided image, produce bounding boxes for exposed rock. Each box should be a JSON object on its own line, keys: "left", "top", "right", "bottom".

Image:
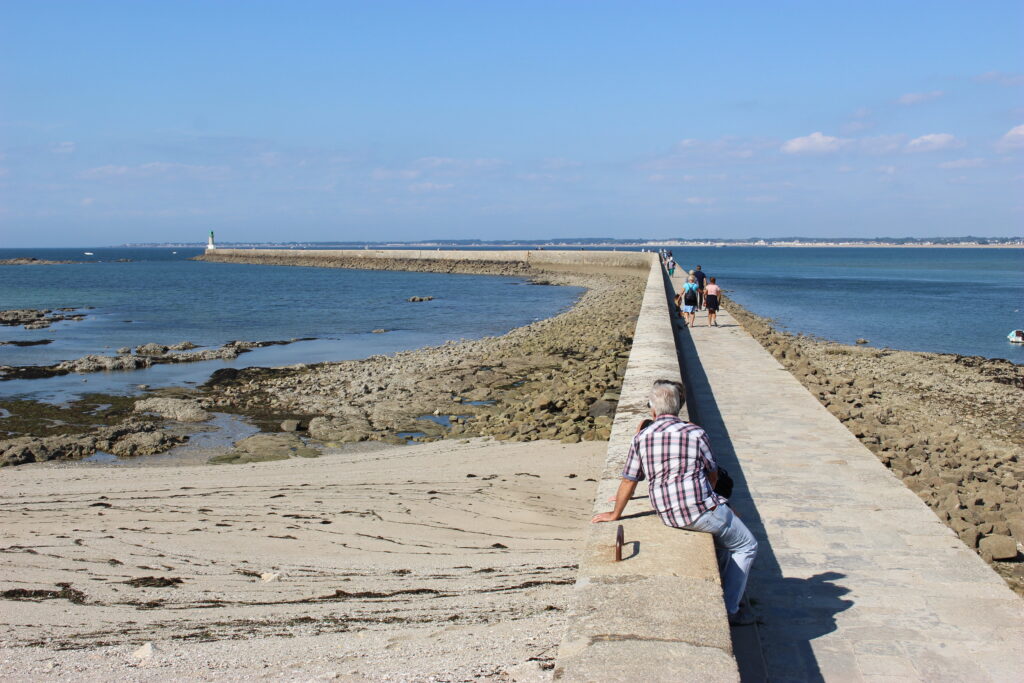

{"left": 0, "top": 339, "right": 53, "bottom": 347}
{"left": 979, "top": 535, "right": 1019, "bottom": 562}
{"left": 135, "top": 343, "right": 168, "bottom": 356}
{"left": 134, "top": 397, "right": 210, "bottom": 423}
{"left": 209, "top": 433, "right": 319, "bottom": 464}
{"left": 308, "top": 414, "right": 373, "bottom": 444}
{"left": 0, "top": 308, "right": 87, "bottom": 329}
{"left": 116, "top": 347, "right": 132, "bottom": 355}
{"left": 280, "top": 419, "right": 302, "bottom": 432}
{"left": 855, "top": 338, "right": 870, "bottom": 345}
{"left": 406, "top": 296, "right": 435, "bottom": 302}
{"left": 168, "top": 341, "right": 199, "bottom": 351}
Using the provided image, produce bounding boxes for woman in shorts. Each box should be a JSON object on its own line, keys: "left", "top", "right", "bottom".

{"left": 705, "top": 277, "right": 721, "bottom": 327}
{"left": 681, "top": 275, "right": 700, "bottom": 327}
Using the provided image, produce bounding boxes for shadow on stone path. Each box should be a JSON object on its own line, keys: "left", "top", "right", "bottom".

{"left": 669, "top": 276, "right": 855, "bottom": 682}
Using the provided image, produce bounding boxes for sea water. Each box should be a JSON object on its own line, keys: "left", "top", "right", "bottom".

{"left": 0, "top": 248, "right": 585, "bottom": 402}
{"left": 662, "top": 247, "right": 1022, "bottom": 363}
{"left": 1, "top": 245, "right": 1021, "bottom": 405}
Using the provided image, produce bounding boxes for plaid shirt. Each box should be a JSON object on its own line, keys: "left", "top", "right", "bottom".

{"left": 622, "top": 415, "right": 723, "bottom": 528}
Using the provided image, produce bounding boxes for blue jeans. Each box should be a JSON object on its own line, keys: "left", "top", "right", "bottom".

{"left": 685, "top": 505, "right": 758, "bottom": 614}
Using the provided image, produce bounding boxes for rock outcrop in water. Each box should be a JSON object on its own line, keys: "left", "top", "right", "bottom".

{"left": 1, "top": 308, "right": 88, "bottom": 330}
{"left": 0, "top": 420, "right": 186, "bottom": 466}
{"left": 134, "top": 397, "right": 210, "bottom": 423}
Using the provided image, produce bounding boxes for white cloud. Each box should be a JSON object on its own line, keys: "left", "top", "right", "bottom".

{"left": 781, "top": 132, "right": 848, "bottom": 154}
{"left": 905, "top": 133, "right": 963, "bottom": 153}
{"left": 938, "top": 158, "right": 985, "bottom": 169}
{"left": 877, "top": 165, "right": 896, "bottom": 176}
{"left": 996, "top": 124, "right": 1024, "bottom": 152}
{"left": 79, "top": 162, "right": 227, "bottom": 180}
{"left": 80, "top": 197, "right": 95, "bottom": 206}
{"left": 897, "top": 90, "right": 944, "bottom": 105}
{"left": 51, "top": 141, "right": 75, "bottom": 155}
{"left": 974, "top": 71, "right": 1024, "bottom": 87}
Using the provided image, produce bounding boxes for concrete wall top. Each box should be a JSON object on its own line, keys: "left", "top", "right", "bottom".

{"left": 553, "top": 261, "right": 738, "bottom": 681}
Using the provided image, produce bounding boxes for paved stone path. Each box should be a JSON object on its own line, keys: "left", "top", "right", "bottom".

{"left": 670, "top": 276, "right": 1024, "bottom": 682}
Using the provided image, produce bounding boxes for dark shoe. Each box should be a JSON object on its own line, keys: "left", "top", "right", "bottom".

{"left": 728, "top": 605, "right": 756, "bottom": 626}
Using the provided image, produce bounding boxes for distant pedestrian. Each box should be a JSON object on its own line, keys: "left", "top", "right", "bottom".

{"left": 693, "top": 266, "right": 708, "bottom": 309}
{"left": 705, "top": 277, "right": 721, "bottom": 327}
{"left": 666, "top": 257, "right": 676, "bottom": 276}
{"left": 681, "top": 275, "right": 699, "bottom": 327}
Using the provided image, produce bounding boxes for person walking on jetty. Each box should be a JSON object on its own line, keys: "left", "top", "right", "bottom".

{"left": 592, "top": 380, "right": 758, "bottom": 625}
{"left": 705, "top": 276, "right": 721, "bottom": 327}
{"left": 666, "top": 256, "right": 676, "bottom": 276}
{"left": 681, "top": 275, "right": 700, "bottom": 327}
{"left": 693, "top": 265, "right": 708, "bottom": 310}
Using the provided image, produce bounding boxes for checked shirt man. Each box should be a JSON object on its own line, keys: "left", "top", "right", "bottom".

{"left": 592, "top": 379, "right": 758, "bottom": 625}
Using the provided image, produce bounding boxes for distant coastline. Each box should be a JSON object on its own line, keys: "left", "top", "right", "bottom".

{"left": 118, "top": 238, "right": 1023, "bottom": 249}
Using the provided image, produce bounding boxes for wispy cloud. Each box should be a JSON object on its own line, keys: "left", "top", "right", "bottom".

{"left": 408, "top": 181, "right": 454, "bottom": 193}
{"left": 938, "top": 158, "right": 985, "bottom": 169}
{"left": 781, "top": 132, "right": 848, "bottom": 154}
{"left": 996, "top": 124, "right": 1024, "bottom": 152}
{"left": 51, "top": 141, "right": 76, "bottom": 155}
{"left": 79, "top": 162, "right": 228, "bottom": 180}
{"left": 684, "top": 196, "right": 716, "bottom": 205}
{"left": 859, "top": 135, "right": 906, "bottom": 155}
{"left": 371, "top": 168, "right": 421, "bottom": 180}
{"left": 974, "top": 71, "right": 1024, "bottom": 87}
{"left": 897, "top": 90, "right": 944, "bottom": 105}
{"left": 905, "top": 133, "right": 963, "bottom": 153}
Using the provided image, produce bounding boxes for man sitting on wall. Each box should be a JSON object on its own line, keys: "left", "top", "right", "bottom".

{"left": 591, "top": 379, "right": 758, "bottom": 626}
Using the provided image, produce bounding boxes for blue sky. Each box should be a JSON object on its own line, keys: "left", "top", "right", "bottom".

{"left": 2, "top": 1, "right": 1022, "bottom": 246}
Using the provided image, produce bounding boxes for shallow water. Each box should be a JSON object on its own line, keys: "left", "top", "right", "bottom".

{"left": 0, "top": 248, "right": 584, "bottom": 401}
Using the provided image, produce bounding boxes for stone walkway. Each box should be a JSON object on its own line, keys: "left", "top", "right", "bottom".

{"left": 670, "top": 277, "right": 1024, "bottom": 682}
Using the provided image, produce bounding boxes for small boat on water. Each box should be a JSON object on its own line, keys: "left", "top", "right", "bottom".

{"left": 1009, "top": 330, "right": 1024, "bottom": 344}
{"left": 83, "top": 252, "right": 94, "bottom": 255}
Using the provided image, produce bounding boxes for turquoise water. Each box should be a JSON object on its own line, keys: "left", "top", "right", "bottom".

{"left": 0, "top": 248, "right": 584, "bottom": 401}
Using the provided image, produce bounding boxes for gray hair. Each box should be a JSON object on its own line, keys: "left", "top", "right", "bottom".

{"left": 650, "top": 379, "right": 684, "bottom": 416}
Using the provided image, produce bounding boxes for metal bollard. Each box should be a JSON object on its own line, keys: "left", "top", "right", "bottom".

{"left": 615, "top": 524, "right": 624, "bottom": 561}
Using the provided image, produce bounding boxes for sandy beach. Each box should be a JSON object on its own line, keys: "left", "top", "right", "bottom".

{"left": 0, "top": 437, "right": 605, "bottom": 681}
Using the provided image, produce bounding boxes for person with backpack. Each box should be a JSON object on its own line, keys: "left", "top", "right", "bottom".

{"left": 681, "top": 275, "right": 699, "bottom": 327}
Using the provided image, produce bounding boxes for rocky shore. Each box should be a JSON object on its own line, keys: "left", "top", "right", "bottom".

{"left": 0, "top": 338, "right": 314, "bottom": 382}
{"left": 725, "top": 296, "right": 1024, "bottom": 594}
{"left": 0, "top": 257, "right": 80, "bottom": 266}
{"left": 1, "top": 258, "right": 643, "bottom": 468}
{"left": 195, "top": 266, "right": 643, "bottom": 452}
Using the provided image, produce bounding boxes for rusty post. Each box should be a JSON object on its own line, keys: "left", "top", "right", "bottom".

{"left": 615, "top": 524, "right": 624, "bottom": 561}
